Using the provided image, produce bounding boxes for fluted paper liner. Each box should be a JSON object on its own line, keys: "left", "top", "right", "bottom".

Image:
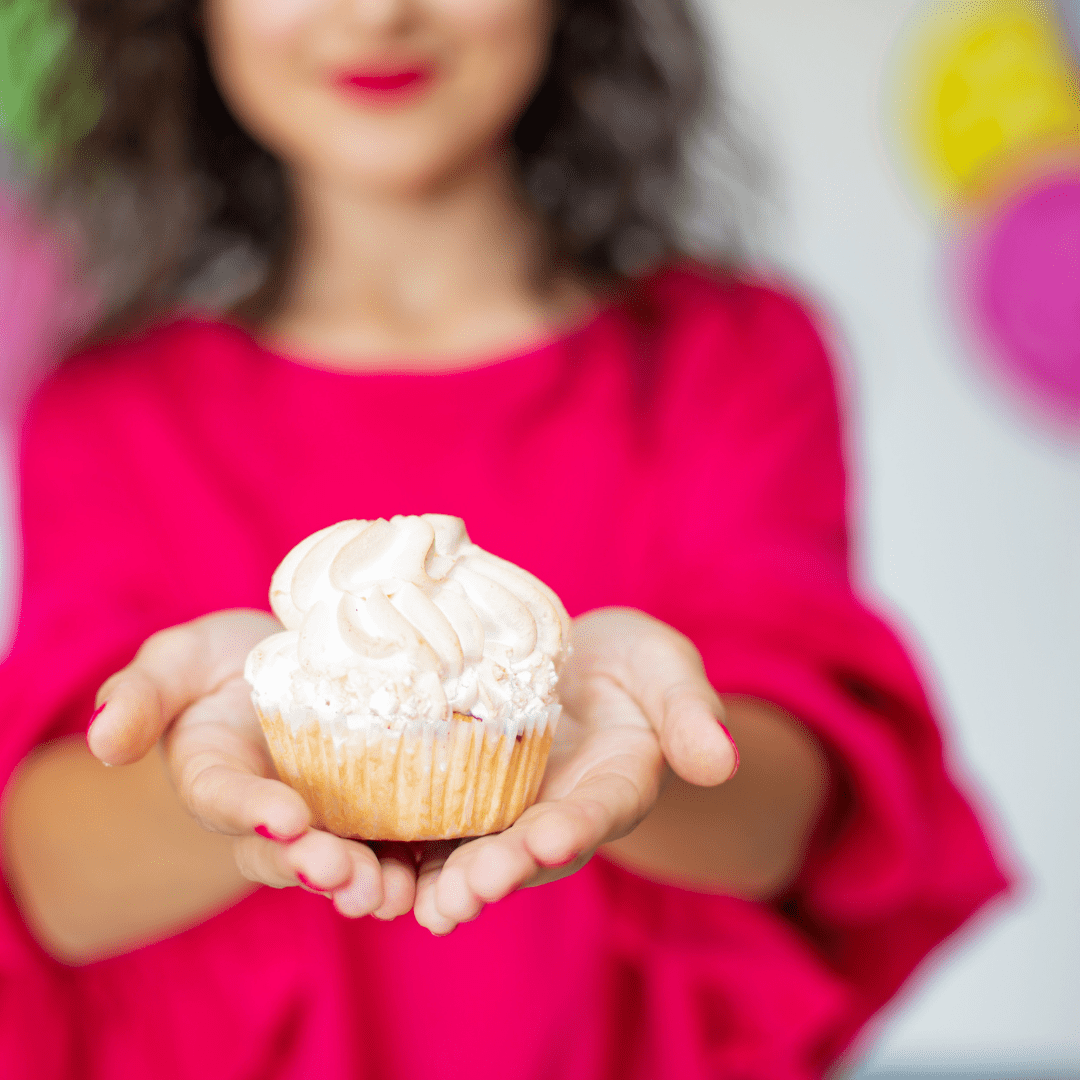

{"left": 255, "top": 703, "right": 559, "bottom": 841}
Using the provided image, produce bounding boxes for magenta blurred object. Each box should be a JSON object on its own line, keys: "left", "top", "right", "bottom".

{"left": 0, "top": 184, "right": 95, "bottom": 418}
{"left": 966, "top": 171, "right": 1080, "bottom": 421}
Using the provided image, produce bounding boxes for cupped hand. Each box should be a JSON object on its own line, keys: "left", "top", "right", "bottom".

{"left": 86, "top": 610, "right": 417, "bottom": 921}
{"left": 411, "top": 607, "right": 739, "bottom": 934}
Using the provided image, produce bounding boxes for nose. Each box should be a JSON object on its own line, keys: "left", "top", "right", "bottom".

{"left": 343, "top": 0, "right": 415, "bottom": 30}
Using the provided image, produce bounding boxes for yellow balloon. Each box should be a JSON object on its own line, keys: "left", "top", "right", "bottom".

{"left": 895, "top": 1, "right": 1080, "bottom": 203}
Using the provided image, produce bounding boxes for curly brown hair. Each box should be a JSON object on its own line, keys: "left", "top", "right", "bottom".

{"left": 33, "top": 0, "right": 762, "bottom": 343}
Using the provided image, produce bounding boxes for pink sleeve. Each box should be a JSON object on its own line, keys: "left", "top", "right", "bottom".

{"left": 0, "top": 364, "right": 167, "bottom": 1071}
{"left": 643, "top": 282, "right": 1011, "bottom": 1056}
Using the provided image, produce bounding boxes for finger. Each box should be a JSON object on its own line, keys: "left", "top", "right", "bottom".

{"left": 421, "top": 779, "right": 632, "bottom": 932}
{"left": 369, "top": 843, "right": 419, "bottom": 921}
{"left": 181, "top": 759, "right": 312, "bottom": 841}
{"left": 656, "top": 679, "right": 738, "bottom": 787}
{"left": 234, "top": 829, "right": 351, "bottom": 889}
{"left": 234, "top": 829, "right": 381, "bottom": 915}
{"left": 412, "top": 842, "right": 462, "bottom": 935}
{"left": 88, "top": 610, "right": 280, "bottom": 765}
{"left": 87, "top": 663, "right": 178, "bottom": 767}
{"left": 330, "top": 842, "right": 386, "bottom": 919}
{"left": 570, "top": 611, "right": 738, "bottom": 787}
{"left": 425, "top": 836, "right": 530, "bottom": 929}
{"left": 162, "top": 685, "right": 312, "bottom": 840}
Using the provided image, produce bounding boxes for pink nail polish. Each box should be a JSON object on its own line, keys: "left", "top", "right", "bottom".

{"left": 296, "top": 871, "right": 321, "bottom": 891}
{"left": 87, "top": 702, "right": 107, "bottom": 730}
{"left": 719, "top": 722, "right": 740, "bottom": 775}
{"left": 255, "top": 824, "right": 304, "bottom": 844}
{"left": 547, "top": 851, "right": 581, "bottom": 869}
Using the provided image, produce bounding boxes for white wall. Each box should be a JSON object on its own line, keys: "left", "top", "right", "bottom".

{"left": 698, "top": 0, "right": 1080, "bottom": 1072}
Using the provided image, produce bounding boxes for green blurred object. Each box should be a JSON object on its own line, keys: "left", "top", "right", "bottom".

{"left": 0, "top": 0, "right": 99, "bottom": 163}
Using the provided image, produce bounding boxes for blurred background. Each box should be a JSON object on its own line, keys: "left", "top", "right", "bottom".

{"left": 696, "top": 2, "right": 1079, "bottom": 1077}
{"left": 1, "top": 1, "right": 1077, "bottom": 1077}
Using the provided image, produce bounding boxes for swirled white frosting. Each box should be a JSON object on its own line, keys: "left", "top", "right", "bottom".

{"left": 244, "top": 515, "right": 570, "bottom": 730}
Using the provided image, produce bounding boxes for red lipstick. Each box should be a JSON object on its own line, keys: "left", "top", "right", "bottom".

{"left": 334, "top": 69, "right": 433, "bottom": 99}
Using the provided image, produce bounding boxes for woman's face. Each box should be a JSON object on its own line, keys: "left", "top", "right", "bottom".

{"left": 202, "top": 0, "right": 555, "bottom": 195}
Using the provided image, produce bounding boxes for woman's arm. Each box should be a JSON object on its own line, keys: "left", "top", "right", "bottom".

{"left": 409, "top": 609, "right": 827, "bottom": 933}
{"left": 1, "top": 611, "right": 417, "bottom": 966}
{"left": 1, "top": 736, "right": 252, "bottom": 966}
{"left": 3, "top": 608, "right": 828, "bottom": 959}
{"left": 601, "top": 696, "right": 829, "bottom": 898}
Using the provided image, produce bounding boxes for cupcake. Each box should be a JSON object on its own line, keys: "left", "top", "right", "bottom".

{"left": 244, "top": 515, "right": 570, "bottom": 841}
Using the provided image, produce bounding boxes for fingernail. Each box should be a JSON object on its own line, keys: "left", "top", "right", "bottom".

{"left": 255, "top": 824, "right": 304, "bottom": 844}
{"left": 296, "top": 871, "right": 326, "bottom": 893}
{"left": 719, "top": 722, "right": 740, "bottom": 775}
{"left": 546, "top": 850, "right": 581, "bottom": 869}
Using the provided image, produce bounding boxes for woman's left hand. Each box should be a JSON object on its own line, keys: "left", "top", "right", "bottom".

{"left": 410, "top": 608, "right": 739, "bottom": 934}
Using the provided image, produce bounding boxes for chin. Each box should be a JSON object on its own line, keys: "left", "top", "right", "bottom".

{"left": 326, "top": 141, "right": 494, "bottom": 198}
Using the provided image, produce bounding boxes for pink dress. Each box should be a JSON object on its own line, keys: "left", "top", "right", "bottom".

{"left": 0, "top": 265, "right": 1008, "bottom": 1080}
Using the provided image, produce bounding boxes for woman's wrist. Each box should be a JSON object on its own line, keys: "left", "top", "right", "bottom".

{"left": 2, "top": 734, "right": 253, "bottom": 965}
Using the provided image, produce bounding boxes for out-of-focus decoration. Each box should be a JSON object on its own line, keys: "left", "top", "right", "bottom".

{"left": 891, "top": 1, "right": 1080, "bottom": 429}
{"left": 0, "top": 0, "right": 98, "bottom": 164}
{"left": 0, "top": 180, "right": 96, "bottom": 417}
{"left": 898, "top": 1, "right": 1080, "bottom": 204}
{"left": 0, "top": 2, "right": 99, "bottom": 413}
{"left": 962, "top": 171, "right": 1080, "bottom": 418}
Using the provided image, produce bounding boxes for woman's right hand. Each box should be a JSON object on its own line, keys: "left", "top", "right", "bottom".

{"left": 87, "top": 610, "right": 418, "bottom": 921}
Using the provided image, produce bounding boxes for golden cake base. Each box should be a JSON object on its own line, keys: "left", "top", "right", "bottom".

{"left": 256, "top": 706, "right": 555, "bottom": 841}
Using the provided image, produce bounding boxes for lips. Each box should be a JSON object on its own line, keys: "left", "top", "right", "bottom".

{"left": 334, "top": 69, "right": 432, "bottom": 96}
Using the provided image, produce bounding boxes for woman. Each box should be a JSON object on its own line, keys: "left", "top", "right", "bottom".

{"left": 0, "top": 1, "right": 1008, "bottom": 1077}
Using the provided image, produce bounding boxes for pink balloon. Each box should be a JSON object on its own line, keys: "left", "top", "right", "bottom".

{"left": 967, "top": 172, "right": 1080, "bottom": 420}
{"left": 0, "top": 184, "right": 97, "bottom": 417}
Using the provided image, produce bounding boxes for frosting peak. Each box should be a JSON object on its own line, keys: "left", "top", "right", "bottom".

{"left": 246, "top": 515, "right": 570, "bottom": 728}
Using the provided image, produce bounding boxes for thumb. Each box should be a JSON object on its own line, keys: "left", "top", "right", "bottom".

{"left": 653, "top": 678, "right": 739, "bottom": 787}
{"left": 572, "top": 609, "right": 739, "bottom": 787}
{"left": 87, "top": 609, "right": 281, "bottom": 766}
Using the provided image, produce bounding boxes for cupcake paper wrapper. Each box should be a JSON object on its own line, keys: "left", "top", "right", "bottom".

{"left": 254, "top": 703, "right": 559, "bottom": 841}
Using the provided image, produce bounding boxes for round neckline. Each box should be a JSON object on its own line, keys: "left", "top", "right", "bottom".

{"left": 191, "top": 292, "right": 624, "bottom": 384}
